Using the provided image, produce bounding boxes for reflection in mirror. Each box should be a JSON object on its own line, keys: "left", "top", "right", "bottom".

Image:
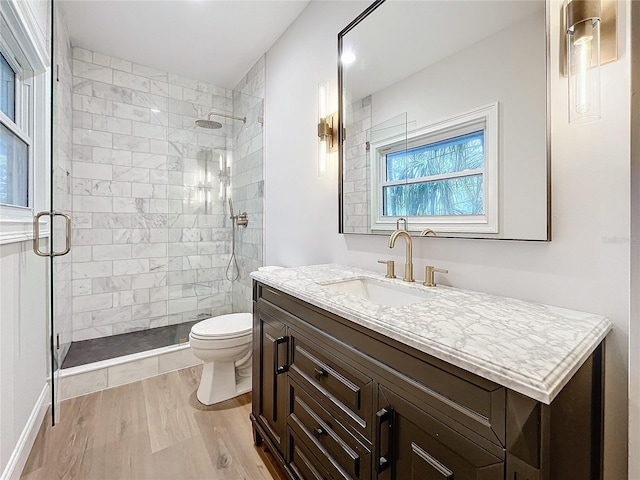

{"left": 339, "top": 0, "right": 550, "bottom": 240}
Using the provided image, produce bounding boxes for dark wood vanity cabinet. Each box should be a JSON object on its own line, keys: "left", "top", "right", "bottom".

{"left": 252, "top": 306, "right": 289, "bottom": 452}
{"left": 251, "top": 282, "right": 604, "bottom": 480}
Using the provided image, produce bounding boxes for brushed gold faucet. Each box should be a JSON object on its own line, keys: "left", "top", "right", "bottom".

{"left": 388, "top": 230, "right": 414, "bottom": 282}
{"left": 419, "top": 229, "right": 436, "bottom": 237}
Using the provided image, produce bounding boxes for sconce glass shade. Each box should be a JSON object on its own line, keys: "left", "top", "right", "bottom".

{"left": 567, "top": 0, "right": 602, "bottom": 124}
{"left": 318, "top": 82, "right": 328, "bottom": 176}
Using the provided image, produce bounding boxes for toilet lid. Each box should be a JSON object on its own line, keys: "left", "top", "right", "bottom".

{"left": 190, "top": 313, "right": 252, "bottom": 339}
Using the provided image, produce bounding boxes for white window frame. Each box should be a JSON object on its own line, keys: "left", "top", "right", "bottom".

{"left": 370, "top": 103, "right": 499, "bottom": 234}
{"left": 0, "top": 0, "right": 50, "bottom": 244}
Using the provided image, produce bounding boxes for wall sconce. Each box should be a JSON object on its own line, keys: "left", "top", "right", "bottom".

{"left": 564, "top": 0, "right": 617, "bottom": 124}
{"left": 317, "top": 82, "right": 338, "bottom": 176}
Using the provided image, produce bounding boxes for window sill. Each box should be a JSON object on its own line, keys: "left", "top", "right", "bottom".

{"left": 0, "top": 219, "right": 49, "bottom": 245}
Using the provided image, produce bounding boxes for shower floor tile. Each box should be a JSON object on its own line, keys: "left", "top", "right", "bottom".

{"left": 62, "top": 321, "right": 199, "bottom": 369}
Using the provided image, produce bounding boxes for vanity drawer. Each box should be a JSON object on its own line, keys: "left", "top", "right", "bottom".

{"left": 288, "top": 428, "right": 333, "bottom": 480}
{"left": 288, "top": 379, "right": 371, "bottom": 480}
{"left": 289, "top": 329, "right": 373, "bottom": 436}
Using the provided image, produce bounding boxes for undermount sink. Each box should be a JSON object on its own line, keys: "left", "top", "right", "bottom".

{"left": 319, "top": 277, "right": 434, "bottom": 307}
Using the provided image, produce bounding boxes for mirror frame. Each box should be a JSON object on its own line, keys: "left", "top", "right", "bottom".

{"left": 337, "top": 0, "right": 551, "bottom": 241}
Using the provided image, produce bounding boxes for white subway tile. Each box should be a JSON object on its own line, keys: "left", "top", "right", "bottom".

{"left": 131, "top": 272, "right": 167, "bottom": 289}
{"left": 149, "top": 139, "right": 169, "bottom": 154}
{"left": 168, "top": 84, "right": 182, "bottom": 100}
{"left": 72, "top": 279, "right": 93, "bottom": 296}
{"left": 113, "top": 197, "right": 149, "bottom": 213}
{"left": 93, "top": 147, "right": 132, "bottom": 166}
{"left": 74, "top": 196, "right": 113, "bottom": 213}
{"left": 73, "top": 246, "right": 93, "bottom": 262}
{"left": 92, "top": 81, "right": 133, "bottom": 103}
{"left": 113, "top": 259, "right": 149, "bottom": 275}
{"left": 92, "top": 276, "right": 132, "bottom": 293}
{"left": 72, "top": 326, "right": 113, "bottom": 342}
{"left": 112, "top": 166, "right": 150, "bottom": 183}
{"left": 150, "top": 80, "right": 169, "bottom": 97}
{"left": 72, "top": 178, "right": 92, "bottom": 196}
{"left": 72, "top": 47, "right": 92, "bottom": 62}
{"left": 113, "top": 70, "right": 150, "bottom": 92}
{"left": 93, "top": 244, "right": 132, "bottom": 261}
{"left": 131, "top": 183, "right": 153, "bottom": 198}
{"left": 72, "top": 229, "right": 114, "bottom": 246}
{"left": 92, "top": 180, "right": 132, "bottom": 197}
{"left": 111, "top": 57, "right": 132, "bottom": 73}
{"left": 131, "top": 122, "right": 166, "bottom": 141}
{"left": 132, "top": 152, "right": 166, "bottom": 169}
{"left": 73, "top": 292, "right": 113, "bottom": 312}
{"left": 113, "top": 134, "right": 149, "bottom": 153}
{"left": 73, "top": 94, "right": 113, "bottom": 116}
{"left": 91, "top": 51, "right": 112, "bottom": 68}
{"left": 73, "top": 128, "right": 113, "bottom": 149}
{"left": 132, "top": 91, "right": 167, "bottom": 112}
{"left": 91, "top": 306, "right": 132, "bottom": 326}
{"left": 112, "top": 102, "right": 150, "bottom": 122}
{"left": 132, "top": 243, "right": 167, "bottom": 259}
{"left": 73, "top": 59, "right": 113, "bottom": 83}
{"left": 132, "top": 63, "right": 167, "bottom": 81}
{"left": 92, "top": 213, "right": 132, "bottom": 229}
{"left": 74, "top": 161, "right": 113, "bottom": 180}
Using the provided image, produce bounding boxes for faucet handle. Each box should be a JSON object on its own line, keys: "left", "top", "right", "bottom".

{"left": 378, "top": 259, "right": 396, "bottom": 279}
{"left": 423, "top": 265, "right": 448, "bottom": 287}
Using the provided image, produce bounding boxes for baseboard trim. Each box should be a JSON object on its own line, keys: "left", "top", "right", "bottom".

{"left": 1, "top": 383, "right": 49, "bottom": 480}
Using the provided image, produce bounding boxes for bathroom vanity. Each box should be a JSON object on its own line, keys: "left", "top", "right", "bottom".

{"left": 250, "top": 265, "right": 611, "bottom": 480}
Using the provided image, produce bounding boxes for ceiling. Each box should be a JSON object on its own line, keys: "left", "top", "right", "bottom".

{"left": 58, "top": 0, "right": 310, "bottom": 89}
{"left": 343, "top": 0, "right": 545, "bottom": 100}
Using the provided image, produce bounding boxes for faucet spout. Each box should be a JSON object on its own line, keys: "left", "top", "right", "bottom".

{"left": 388, "top": 230, "right": 414, "bottom": 282}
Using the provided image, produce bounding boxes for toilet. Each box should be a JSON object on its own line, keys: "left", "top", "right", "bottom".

{"left": 189, "top": 312, "right": 253, "bottom": 405}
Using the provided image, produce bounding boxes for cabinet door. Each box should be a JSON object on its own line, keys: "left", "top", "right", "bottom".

{"left": 376, "top": 386, "right": 504, "bottom": 480}
{"left": 254, "top": 307, "right": 289, "bottom": 453}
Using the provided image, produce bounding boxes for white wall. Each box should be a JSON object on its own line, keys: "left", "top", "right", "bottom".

{"left": 265, "top": 1, "right": 630, "bottom": 478}
{"left": 0, "top": 241, "right": 49, "bottom": 475}
{"left": 629, "top": 2, "right": 639, "bottom": 478}
{"left": 0, "top": 0, "right": 51, "bottom": 476}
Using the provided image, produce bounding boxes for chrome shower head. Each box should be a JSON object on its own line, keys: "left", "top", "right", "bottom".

{"left": 195, "top": 119, "right": 222, "bottom": 129}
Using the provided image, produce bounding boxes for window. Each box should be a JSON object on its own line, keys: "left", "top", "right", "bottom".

{"left": 0, "top": 49, "right": 31, "bottom": 209}
{"left": 0, "top": 1, "right": 49, "bottom": 243}
{"left": 370, "top": 103, "right": 498, "bottom": 234}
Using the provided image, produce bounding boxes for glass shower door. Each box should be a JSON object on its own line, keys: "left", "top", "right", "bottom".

{"left": 32, "top": 0, "right": 74, "bottom": 425}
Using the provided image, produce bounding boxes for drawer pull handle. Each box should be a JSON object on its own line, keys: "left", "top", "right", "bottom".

{"left": 376, "top": 407, "right": 394, "bottom": 473}
{"left": 314, "top": 427, "right": 326, "bottom": 439}
{"left": 274, "top": 336, "right": 289, "bottom": 375}
{"left": 314, "top": 367, "right": 328, "bottom": 380}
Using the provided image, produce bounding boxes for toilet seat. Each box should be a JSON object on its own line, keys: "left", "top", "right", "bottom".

{"left": 190, "top": 313, "right": 252, "bottom": 340}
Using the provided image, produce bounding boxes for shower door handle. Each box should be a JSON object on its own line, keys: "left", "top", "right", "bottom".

{"left": 33, "top": 212, "right": 72, "bottom": 257}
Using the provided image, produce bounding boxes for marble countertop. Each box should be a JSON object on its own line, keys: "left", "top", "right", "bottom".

{"left": 251, "top": 264, "right": 611, "bottom": 404}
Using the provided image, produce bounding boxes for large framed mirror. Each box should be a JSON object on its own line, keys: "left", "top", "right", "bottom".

{"left": 338, "top": 0, "right": 550, "bottom": 240}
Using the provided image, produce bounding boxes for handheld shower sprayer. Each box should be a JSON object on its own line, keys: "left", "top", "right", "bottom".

{"left": 225, "top": 198, "right": 249, "bottom": 282}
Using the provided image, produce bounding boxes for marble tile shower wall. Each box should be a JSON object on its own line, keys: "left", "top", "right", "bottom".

{"left": 231, "top": 56, "right": 265, "bottom": 313}
{"left": 69, "top": 46, "right": 237, "bottom": 341}
{"left": 343, "top": 96, "right": 371, "bottom": 234}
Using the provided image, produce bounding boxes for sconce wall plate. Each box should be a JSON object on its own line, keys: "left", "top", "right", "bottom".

{"left": 562, "top": 0, "right": 617, "bottom": 75}
{"left": 318, "top": 112, "right": 338, "bottom": 153}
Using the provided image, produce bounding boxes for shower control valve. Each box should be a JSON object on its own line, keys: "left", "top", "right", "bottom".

{"left": 236, "top": 212, "right": 249, "bottom": 227}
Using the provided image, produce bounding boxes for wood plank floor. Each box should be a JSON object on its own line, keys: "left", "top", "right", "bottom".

{"left": 21, "top": 365, "right": 287, "bottom": 480}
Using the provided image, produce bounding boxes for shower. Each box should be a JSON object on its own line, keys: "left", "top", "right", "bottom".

{"left": 196, "top": 111, "right": 247, "bottom": 129}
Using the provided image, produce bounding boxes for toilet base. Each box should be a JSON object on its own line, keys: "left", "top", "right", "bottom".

{"left": 196, "top": 361, "right": 252, "bottom": 405}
